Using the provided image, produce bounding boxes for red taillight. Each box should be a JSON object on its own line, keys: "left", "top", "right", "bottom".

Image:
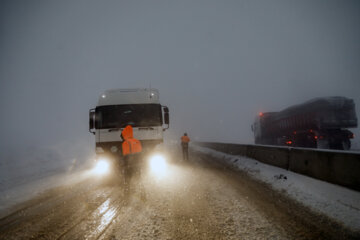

{"left": 286, "top": 140, "right": 293, "bottom": 145}
{"left": 259, "top": 112, "right": 264, "bottom": 117}
{"left": 314, "top": 136, "right": 318, "bottom": 140}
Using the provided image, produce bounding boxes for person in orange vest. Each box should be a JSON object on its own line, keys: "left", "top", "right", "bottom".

{"left": 181, "top": 133, "right": 190, "bottom": 161}
{"left": 120, "top": 125, "right": 142, "bottom": 192}
{"left": 121, "top": 125, "right": 142, "bottom": 157}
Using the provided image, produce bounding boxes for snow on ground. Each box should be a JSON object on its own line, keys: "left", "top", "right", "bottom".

{"left": 193, "top": 145, "right": 360, "bottom": 232}
{"left": 0, "top": 142, "right": 94, "bottom": 218}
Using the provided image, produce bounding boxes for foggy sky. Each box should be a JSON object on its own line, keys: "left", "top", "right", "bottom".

{"left": 1, "top": 0, "right": 360, "bottom": 152}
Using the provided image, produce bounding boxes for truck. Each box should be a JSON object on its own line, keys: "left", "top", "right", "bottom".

{"left": 89, "top": 88, "right": 169, "bottom": 161}
{"left": 251, "top": 96, "right": 357, "bottom": 150}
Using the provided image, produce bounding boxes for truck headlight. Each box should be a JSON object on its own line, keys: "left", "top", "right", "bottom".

{"left": 92, "top": 158, "right": 110, "bottom": 175}
{"left": 149, "top": 154, "right": 167, "bottom": 177}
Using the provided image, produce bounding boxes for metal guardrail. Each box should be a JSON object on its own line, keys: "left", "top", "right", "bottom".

{"left": 195, "top": 142, "right": 360, "bottom": 191}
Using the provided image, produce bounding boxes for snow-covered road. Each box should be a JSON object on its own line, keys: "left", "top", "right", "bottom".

{"left": 193, "top": 145, "right": 360, "bottom": 233}
{"left": 0, "top": 149, "right": 357, "bottom": 239}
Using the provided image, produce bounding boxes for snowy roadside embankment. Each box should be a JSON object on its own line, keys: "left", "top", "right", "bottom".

{"left": 0, "top": 142, "right": 94, "bottom": 218}
{"left": 192, "top": 145, "right": 360, "bottom": 232}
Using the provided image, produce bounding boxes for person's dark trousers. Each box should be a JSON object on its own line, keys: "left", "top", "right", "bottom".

{"left": 182, "top": 146, "right": 189, "bottom": 161}
{"left": 123, "top": 153, "right": 143, "bottom": 190}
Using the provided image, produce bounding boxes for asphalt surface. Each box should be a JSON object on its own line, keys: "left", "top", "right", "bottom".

{"left": 0, "top": 149, "right": 354, "bottom": 240}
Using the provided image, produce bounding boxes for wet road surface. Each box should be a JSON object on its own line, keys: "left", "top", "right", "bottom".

{"left": 0, "top": 150, "right": 353, "bottom": 239}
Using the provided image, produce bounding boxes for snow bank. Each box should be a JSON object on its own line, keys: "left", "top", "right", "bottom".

{"left": 193, "top": 145, "right": 360, "bottom": 232}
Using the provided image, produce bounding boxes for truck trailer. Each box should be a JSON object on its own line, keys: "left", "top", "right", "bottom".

{"left": 251, "top": 96, "right": 357, "bottom": 150}
{"left": 89, "top": 88, "right": 169, "bottom": 160}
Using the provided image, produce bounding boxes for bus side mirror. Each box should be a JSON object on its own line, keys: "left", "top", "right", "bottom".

{"left": 89, "top": 109, "right": 95, "bottom": 134}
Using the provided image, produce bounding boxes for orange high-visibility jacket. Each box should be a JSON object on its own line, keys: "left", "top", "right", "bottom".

{"left": 121, "top": 125, "right": 142, "bottom": 156}
{"left": 181, "top": 135, "right": 190, "bottom": 143}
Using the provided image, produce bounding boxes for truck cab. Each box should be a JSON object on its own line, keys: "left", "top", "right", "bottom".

{"left": 89, "top": 88, "right": 169, "bottom": 158}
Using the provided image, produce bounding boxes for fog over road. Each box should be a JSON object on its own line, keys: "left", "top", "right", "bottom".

{"left": 0, "top": 150, "right": 349, "bottom": 240}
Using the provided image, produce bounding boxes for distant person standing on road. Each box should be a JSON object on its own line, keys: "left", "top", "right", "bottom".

{"left": 181, "top": 133, "right": 190, "bottom": 161}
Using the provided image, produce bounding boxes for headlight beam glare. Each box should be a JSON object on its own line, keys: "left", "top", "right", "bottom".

{"left": 92, "top": 159, "right": 110, "bottom": 175}
{"left": 149, "top": 155, "right": 167, "bottom": 177}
